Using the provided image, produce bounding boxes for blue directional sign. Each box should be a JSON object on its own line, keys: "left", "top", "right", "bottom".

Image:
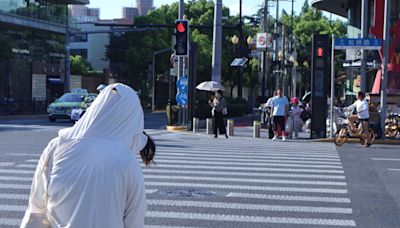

{"left": 334, "top": 38, "right": 382, "bottom": 50}
{"left": 176, "top": 76, "right": 188, "bottom": 92}
{"left": 176, "top": 92, "right": 187, "bottom": 105}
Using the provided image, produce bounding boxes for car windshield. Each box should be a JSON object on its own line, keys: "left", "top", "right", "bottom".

{"left": 58, "top": 93, "right": 84, "bottom": 102}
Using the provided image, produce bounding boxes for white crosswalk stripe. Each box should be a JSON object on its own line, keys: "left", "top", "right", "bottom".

{"left": 0, "top": 131, "right": 356, "bottom": 227}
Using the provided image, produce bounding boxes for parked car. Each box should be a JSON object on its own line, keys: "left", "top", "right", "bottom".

{"left": 47, "top": 89, "right": 97, "bottom": 122}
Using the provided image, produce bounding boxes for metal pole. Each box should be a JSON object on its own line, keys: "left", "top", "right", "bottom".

{"left": 152, "top": 54, "right": 155, "bottom": 112}
{"left": 330, "top": 34, "right": 335, "bottom": 138}
{"left": 360, "top": 0, "right": 368, "bottom": 92}
{"left": 64, "top": 5, "right": 70, "bottom": 93}
{"left": 275, "top": 0, "right": 279, "bottom": 61}
{"left": 380, "top": 0, "right": 391, "bottom": 139}
{"left": 262, "top": 0, "right": 269, "bottom": 97}
{"left": 211, "top": 0, "right": 223, "bottom": 83}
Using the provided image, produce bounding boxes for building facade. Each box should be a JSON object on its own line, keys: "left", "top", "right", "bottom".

{"left": 122, "top": 7, "right": 139, "bottom": 19}
{"left": 70, "top": 22, "right": 110, "bottom": 72}
{"left": 0, "top": 0, "right": 88, "bottom": 114}
{"left": 312, "top": 0, "right": 400, "bottom": 100}
{"left": 137, "top": 0, "right": 154, "bottom": 16}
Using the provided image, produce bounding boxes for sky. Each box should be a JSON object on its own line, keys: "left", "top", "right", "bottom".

{"left": 88, "top": 0, "right": 344, "bottom": 21}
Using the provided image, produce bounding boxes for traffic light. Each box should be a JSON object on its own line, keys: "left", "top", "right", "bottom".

{"left": 317, "top": 47, "right": 324, "bottom": 57}
{"left": 174, "top": 20, "right": 189, "bottom": 56}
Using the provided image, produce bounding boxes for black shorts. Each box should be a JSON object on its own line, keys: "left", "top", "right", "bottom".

{"left": 360, "top": 118, "right": 369, "bottom": 122}
{"left": 273, "top": 116, "right": 285, "bottom": 131}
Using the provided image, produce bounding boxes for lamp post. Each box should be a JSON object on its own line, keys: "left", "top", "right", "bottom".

{"left": 231, "top": 35, "right": 252, "bottom": 98}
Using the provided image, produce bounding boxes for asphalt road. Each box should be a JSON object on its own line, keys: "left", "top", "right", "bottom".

{"left": 0, "top": 116, "right": 399, "bottom": 227}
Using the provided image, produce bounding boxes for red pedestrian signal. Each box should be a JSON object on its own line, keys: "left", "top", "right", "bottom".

{"left": 317, "top": 47, "right": 324, "bottom": 57}
{"left": 176, "top": 22, "right": 186, "bottom": 33}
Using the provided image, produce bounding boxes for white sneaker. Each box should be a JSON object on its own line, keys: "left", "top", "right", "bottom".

{"left": 282, "top": 136, "right": 287, "bottom": 141}
{"left": 272, "top": 136, "right": 277, "bottom": 141}
{"left": 292, "top": 136, "right": 298, "bottom": 140}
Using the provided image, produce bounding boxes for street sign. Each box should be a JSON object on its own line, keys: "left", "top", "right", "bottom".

{"left": 176, "top": 92, "right": 187, "bottom": 105}
{"left": 334, "top": 38, "right": 382, "bottom": 50}
{"left": 256, "top": 33, "right": 272, "bottom": 50}
{"left": 176, "top": 76, "right": 188, "bottom": 92}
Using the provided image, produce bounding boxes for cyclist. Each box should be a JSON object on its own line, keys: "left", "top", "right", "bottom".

{"left": 346, "top": 91, "right": 370, "bottom": 133}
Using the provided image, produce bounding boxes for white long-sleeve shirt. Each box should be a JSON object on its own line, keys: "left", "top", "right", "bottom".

{"left": 21, "top": 84, "right": 148, "bottom": 228}
{"left": 347, "top": 99, "right": 370, "bottom": 119}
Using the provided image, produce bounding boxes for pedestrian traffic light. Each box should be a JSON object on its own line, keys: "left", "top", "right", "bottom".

{"left": 174, "top": 20, "right": 189, "bottom": 56}
{"left": 317, "top": 47, "right": 324, "bottom": 57}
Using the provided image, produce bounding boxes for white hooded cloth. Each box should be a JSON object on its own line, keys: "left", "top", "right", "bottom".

{"left": 21, "top": 83, "right": 148, "bottom": 228}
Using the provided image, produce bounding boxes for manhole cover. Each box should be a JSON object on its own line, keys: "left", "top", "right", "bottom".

{"left": 159, "top": 189, "right": 219, "bottom": 198}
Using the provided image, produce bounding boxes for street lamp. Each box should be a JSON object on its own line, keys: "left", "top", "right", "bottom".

{"left": 246, "top": 36, "right": 253, "bottom": 47}
{"left": 231, "top": 35, "right": 239, "bottom": 46}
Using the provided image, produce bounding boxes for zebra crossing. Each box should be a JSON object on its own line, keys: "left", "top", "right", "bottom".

{"left": 0, "top": 131, "right": 357, "bottom": 227}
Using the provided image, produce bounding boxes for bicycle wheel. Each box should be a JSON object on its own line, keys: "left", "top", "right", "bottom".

{"left": 334, "top": 127, "right": 347, "bottom": 146}
{"left": 360, "top": 128, "right": 375, "bottom": 147}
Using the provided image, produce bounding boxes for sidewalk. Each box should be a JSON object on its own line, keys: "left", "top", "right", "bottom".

{"left": 192, "top": 115, "right": 400, "bottom": 145}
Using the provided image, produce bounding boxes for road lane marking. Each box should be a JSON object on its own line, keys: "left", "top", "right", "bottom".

{"left": 151, "top": 153, "right": 341, "bottom": 161}
{"left": 147, "top": 199, "right": 353, "bottom": 214}
{"left": 388, "top": 168, "right": 400, "bottom": 171}
{"left": 145, "top": 182, "right": 348, "bottom": 194}
{"left": 226, "top": 192, "right": 351, "bottom": 203}
{"left": 0, "top": 204, "right": 26, "bottom": 212}
{"left": 149, "top": 156, "right": 342, "bottom": 165}
{"left": 146, "top": 211, "right": 356, "bottom": 226}
{"left": 156, "top": 150, "right": 340, "bottom": 157}
{"left": 6, "top": 153, "right": 41, "bottom": 157}
{"left": 142, "top": 164, "right": 345, "bottom": 174}
{"left": 372, "top": 158, "right": 400, "bottom": 161}
{"left": 142, "top": 169, "right": 346, "bottom": 179}
{"left": 15, "top": 164, "right": 37, "bottom": 169}
{"left": 0, "top": 176, "right": 32, "bottom": 181}
{"left": 0, "top": 193, "right": 29, "bottom": 200}
{"left": 0, "top": 169, "right": 35, "bottom": 174}
{"left": 155, "top": 160, "right": 343, "bottom": 169}
{"left": 0, "top": 218, "right": 22, "bottom": 226}
{"left": 146, "top": 189, "right": 158, "bottom": 194}
{"left": 0, "top": 183, "right": 31, "bottom": 190}
{"left": 0, "top": 162, "right": 15, "bottom": 167}
{"left": 144, "top": 175, "right": 347, "bottom": 186}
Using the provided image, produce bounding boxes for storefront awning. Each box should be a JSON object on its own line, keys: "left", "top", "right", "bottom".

{"left": 311, "top": 0, "right": 349, "bottom": 18}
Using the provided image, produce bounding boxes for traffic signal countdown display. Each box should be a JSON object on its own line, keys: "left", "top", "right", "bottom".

{"left": 174, "top": 20, "right": 189, "bottom": 56}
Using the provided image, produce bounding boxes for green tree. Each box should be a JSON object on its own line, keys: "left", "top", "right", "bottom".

{"left": 70, "top": 55, "right": 92, "bottom": 75}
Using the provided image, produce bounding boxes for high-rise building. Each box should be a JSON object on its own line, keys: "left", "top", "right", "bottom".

{"left": 122, "top": 7, "right": 139, "bottom": 19}
{"left": 137, "top": 0, "right": 154, "bottom": 16}
{"left": 69, "top": 5, "right": 100, "bottom": 22}
{"left": 87, "top": 8, "right": 100, "bottom": 18}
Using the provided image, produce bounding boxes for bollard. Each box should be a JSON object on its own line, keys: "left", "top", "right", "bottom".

{"left": 253, "top": 120, "right": 261, "bottom": 138}
{"left": 206, "top": 118, "right": 213, "bottom": 134}
{"left": 193, "top": 117, "right": 200, "bottom": 133}
{"left": 227, "top": 119, "right": 234, "bottom": 136}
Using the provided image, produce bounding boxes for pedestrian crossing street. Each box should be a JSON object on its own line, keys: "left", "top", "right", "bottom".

{"left": 0, "top": 132, "right": 357, "bottom": 227}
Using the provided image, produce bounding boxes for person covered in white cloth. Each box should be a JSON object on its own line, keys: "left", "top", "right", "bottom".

{"left": 21, "top": 83, "right": 155, "bottom": 228}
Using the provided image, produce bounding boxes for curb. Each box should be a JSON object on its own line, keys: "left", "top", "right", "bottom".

{"left": 166, "top": 125, "right": 187, "bottom": 132}
{"left": 314, "top": 138, "right": 400, "bottom": 145}
{"left": 0, "top": 114, "right": 47, "bottom": 121}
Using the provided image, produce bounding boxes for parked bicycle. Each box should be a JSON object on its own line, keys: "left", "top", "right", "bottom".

{"left": 334, "top": 108, "right": 375, "bottom": 147}
{"left": 385, "top": 112, "right": 400, "bottom": 138}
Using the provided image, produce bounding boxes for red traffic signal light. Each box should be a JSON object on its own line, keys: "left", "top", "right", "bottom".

{"left": 317, "top": 47, "right": 324, "bottom": 57}
{"left": 174, "top": 20, "right": 189, "bottom": 56}
{"left": 176, "top": 22, "right": 186, "bottom": 33}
